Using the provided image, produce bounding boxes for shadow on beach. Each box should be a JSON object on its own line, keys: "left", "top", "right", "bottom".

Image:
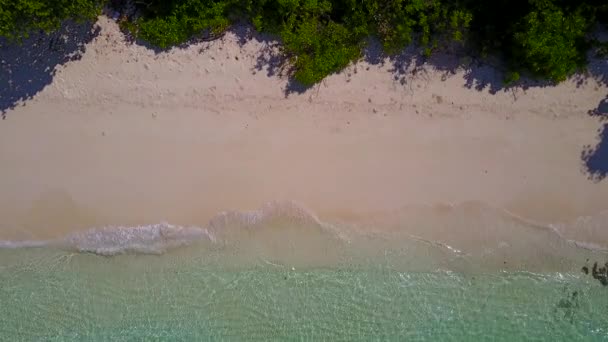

{"left": 363, "top": 39, "right": 608, "bottom": 94}
{"left": 3, "top": 18, "right": 608, "bottom": 182}
{"left": 117, "top": 20, "right": 608, "bottom": 98}
{"left": 226, "top": 25, "right": 310, "bottom": 95}
{"left": 582, "top": 96, "right": 608, "bottom": 182}
{"left": 0, "top": 21, "right": 100, "bottom": 119}
{"left": 359, "top": 36, "right": 608, "bottom": 183}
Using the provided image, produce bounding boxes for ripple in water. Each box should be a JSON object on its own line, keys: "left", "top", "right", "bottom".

{"left": 1, "top": 201, "right": 607, "bottom": 340}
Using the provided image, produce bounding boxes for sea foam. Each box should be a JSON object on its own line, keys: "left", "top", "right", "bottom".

{"left": 0, "top": 201, "right": 606, "bottom": 262}
{"left": 65, "top": 223, "right": 214, "bottom": 256}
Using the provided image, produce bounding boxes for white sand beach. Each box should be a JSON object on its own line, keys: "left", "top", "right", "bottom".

{"left": 1, "top": 17, "right": 607, "bottom": 247}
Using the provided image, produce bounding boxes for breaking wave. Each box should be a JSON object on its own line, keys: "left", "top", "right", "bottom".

{"left": 65, "top": 223, "right": 214, "bottom": 256}
{"left": 0, "top": 201, "right": 606, "bottom": 272}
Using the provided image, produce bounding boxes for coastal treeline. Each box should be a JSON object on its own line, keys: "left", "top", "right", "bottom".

{"left": 0, "top": 0, "right": 102, "bottom": 38}
{"left": 1, "top": 0, "right": 607, "bottom": 85}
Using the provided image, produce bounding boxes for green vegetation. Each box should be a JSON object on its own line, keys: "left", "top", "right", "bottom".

{"left": 130, "top": 0, "right": 236, "bottom": 49}
{"left": 0, "top": 0, "right": 103, "bottom": 40}
{"left": 465, "top": 0, "right": 600, "bottom": 83}
{"left": 512, "top": 5, "right": 588, "bottom": 82}
{"left": 1, "top": 0, "right": 607, "bottom": 86}
{"left": 124, "top": 0, "right": 472, "bottom": 84}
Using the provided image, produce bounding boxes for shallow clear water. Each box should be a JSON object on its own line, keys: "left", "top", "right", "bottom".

{"left": 1, "top": 246, "right": 607, "bottom": 341}
{"left": 1, "top": 202, "right": 608, "bottom": 341}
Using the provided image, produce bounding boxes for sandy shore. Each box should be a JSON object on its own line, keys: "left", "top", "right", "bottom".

{"left": 1, "top": 17, "right": 607, "bottom": 245}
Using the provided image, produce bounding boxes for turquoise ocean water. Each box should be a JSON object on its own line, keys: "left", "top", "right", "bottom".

{"left": 1, "top": 202, "right": 607, "bottom": 341}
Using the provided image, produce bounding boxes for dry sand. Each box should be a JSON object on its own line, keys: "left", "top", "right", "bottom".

{"left": 1, "top": 17, "right": 607, "bottom": 246}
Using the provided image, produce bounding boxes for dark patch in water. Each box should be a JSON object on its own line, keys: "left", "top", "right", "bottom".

{"left": 555, "top": 288, "right": 581, "bottom": 323}
{"left": 591, "top": 262, "right": 608, "bottom": 286}
{"left": 582, "top": 260, "right": 608, "bottom": 286}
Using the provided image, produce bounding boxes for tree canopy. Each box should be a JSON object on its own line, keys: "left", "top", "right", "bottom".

{"left": 0, "top": 0, "right": 103, "bottom": 40}
{"left": 1, "top": 0, "right": 606, "bottom": 85}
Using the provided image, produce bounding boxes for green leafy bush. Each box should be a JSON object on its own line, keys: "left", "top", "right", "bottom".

{"left": 1, "top": 0, "right": 605, "bottom": 86}
{"left": 512, "top": 3, "right": 589, "bottom": 82}
{"left": 362, "top": 0, "right": 470, "bottom": 53}
{"left": 283, "top": 19, "right": 361, "bottom": 84}
{"left": 134, "top": 0, "right": 234, "bottom": 49}
{"left": 504, "top": 71, "right": 520, "bottom": 85}
{"left": 125, "top": 0, "right": 473, "bottom": 85}
{"left": 245, "top": 0, "right": 360, "bottom": 84}
{"left": 0, "top": 0, "right": 103, "bottom": 40}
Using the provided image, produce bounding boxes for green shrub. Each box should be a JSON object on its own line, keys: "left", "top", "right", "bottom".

{"left": 283, "top": 19, "right": 361, "bottom": 84}
{"left": 123, "top": 0, "right": 475, "bottom": 85}
{"left": 1, "top": 0, "right": 604, "bottom": 86}
{"left": 135, "top": 0, "right": 233, "bottom": 49}
{"left": 504, "top": 71, "right": 520, "bottom": 85}
{"left": 257, "top": 0, "right": 359, "bottom": 84}
{"left": 0, "top": 0, "right": 103, "bottom": 40}
{"left": 512, "top": 3, "right": 589, "bottom": 82}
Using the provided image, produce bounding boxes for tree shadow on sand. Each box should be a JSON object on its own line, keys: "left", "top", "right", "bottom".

{"left": 580, "top": 33, "right": 608, "bottom": 182}
{"left": 360, "top": 39, "right": 608, "bottom": 183}
{"left": 582, "top": 95, "right": 608, "bottom": 182}
{"left": 252, "top": 35, "right": 560, "bottom": 97}
{"left": 0, "top": 21, "right": 100, "bottom": 119}
{"left": 121, "top": 21, "right": 605, "bottom": 98}
{"left": 246, "top": 33, "right": 531, "bottom": 96}
{"left": 362, "top": 40, "right": 562, "bottom": 94}
{"left": 114, "top": 22, "right": 311, "bottom": 95}
{"left": 231, "top": 25, "right": 309, "bottom": 95}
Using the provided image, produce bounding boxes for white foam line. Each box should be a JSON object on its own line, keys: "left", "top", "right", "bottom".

{"left": 404, "top": 233, "right": 469, "bottom": 257}
{"left": 0, "top": 240, "right": 53, "bottom": 249}
{"left": 261, "top": 258, "right": 285, "bottom": 268}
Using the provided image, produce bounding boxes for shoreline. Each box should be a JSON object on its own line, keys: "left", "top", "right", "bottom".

{"left": 1, "top": 17, "right": 608, "bottom": 248}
